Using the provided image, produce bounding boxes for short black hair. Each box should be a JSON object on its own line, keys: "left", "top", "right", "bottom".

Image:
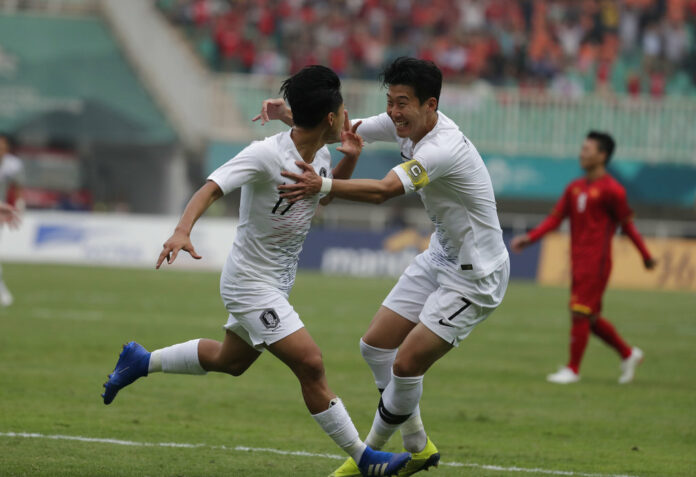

{"left": 280, "top": 65, "right": 342, "bottom": 129}
{"left": 380, "top": 57, "right": 442, "bottom": 107}
{"left": 587, "top": 130, "right": 616, "bottom": 164}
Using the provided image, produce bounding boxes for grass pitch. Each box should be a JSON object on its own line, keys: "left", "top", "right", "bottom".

{"left": 0, "top": 263, "right": 694, "bottom": 476}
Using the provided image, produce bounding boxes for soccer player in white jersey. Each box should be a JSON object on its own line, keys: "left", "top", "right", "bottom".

{"left": 0, "top": 134, "right": 25, "bottom": 307}
{"left": 0, "top": 202, "right": 21, "bottom": 228}
{"left": 258, "top": 57, "right": 509, "bottom": 476}
{"left": 101, "top": 66, "right": 411, "bottom": 477}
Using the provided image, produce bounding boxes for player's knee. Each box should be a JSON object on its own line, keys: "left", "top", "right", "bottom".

{"left": 212, "top": 354, "right": 254, "bottom": 376}
{"left": 225, "top": 361, "right": 250, "bottom": 377}
{"left": 392, "top": 356, "right": 422, "bottom": 377}
{"left": 297, "top": 352, "right": 325, "bottom": 383}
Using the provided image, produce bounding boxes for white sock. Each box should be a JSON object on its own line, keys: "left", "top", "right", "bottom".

{"left": 365, "top": 372, "right": 424, "bottom": 450}
{"left": 359, "top": 339, "right": 397, "bottom": 391}
{"left": 148, "top": 339, "right": 206, "bottom": 374}
{"left": 360, "top": 340, "right": 427, "bottom": 450}
{"left": 400, "top": 406, "right": 427, "bottom": 452}
{"left": 312, "top": 398, "right": 366, "bottom": 463}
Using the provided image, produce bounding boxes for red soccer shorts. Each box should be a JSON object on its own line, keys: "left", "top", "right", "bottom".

{"left": 569, "top": 268, "right": 610, "bottom": 315}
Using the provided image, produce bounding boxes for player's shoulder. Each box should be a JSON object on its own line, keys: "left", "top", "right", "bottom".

{"left": 415, "top": 114, "right": 467, "bottom": 156}
{"left": 566, "top": 177, "right": 585, "bottom": 191}
{"left": 240, "top": 132, "right": 287, "bottom": 163}
{"left": 600, "top": 174, "right": 626, "bottom": 195}
{"left": 432, "top": 111, "right": 464, "bottom": 140}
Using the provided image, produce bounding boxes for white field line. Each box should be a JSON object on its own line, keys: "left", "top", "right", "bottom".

{"left": 0, "top": 431, "right": 640, "bottom": 477}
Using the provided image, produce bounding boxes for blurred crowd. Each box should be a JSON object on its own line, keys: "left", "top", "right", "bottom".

{"left": 158, "top": 0, "right": 696, "bottom": 97}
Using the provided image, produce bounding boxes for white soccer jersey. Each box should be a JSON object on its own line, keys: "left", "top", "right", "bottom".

{"left": 356, "top": 111, "right": 508, "bottom": 279}
{"left": 0, "top": 154, "right": 25, "bottom": 201}
{"left": 208, "top": 130, "right": 332, "bottom": 295}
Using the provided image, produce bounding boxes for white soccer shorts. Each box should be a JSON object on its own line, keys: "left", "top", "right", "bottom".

{"left": 382, "top": 251, "right": 509, "bottom": 346}
{"left": 220, "top": 284, "right": 304, "bottom": 352}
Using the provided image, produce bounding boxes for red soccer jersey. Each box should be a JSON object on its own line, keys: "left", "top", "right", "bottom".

{"left": 528, "top": 174, "right": 651, "bottom": 276}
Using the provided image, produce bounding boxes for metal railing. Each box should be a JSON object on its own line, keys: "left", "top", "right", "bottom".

{"left": 221, "top": 73, "right": 696, "bottom": 165}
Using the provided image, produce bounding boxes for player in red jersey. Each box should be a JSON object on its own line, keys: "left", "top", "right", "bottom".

{"left": 511, "top": 131, "right": 655, "bottom": 384}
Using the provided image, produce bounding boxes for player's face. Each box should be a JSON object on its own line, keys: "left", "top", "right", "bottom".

{"left": 386, "top": 85, "right": 435, "bottom": 141}
{"left": 0, "top": 138, "right": 7, "bottom": 157}
{"left": 579, "top": 138, "right": 605, "bottom": 171}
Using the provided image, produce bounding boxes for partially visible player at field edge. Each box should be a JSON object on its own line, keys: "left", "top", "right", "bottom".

{"left": 101, "top": 65, "right": 410, "bottom": 477}
{"left": 258, "top": 57, "right": 509, "bottom": 477}
{"left": 0, "top": 133, "right": 25, "bottom": 307}
{"left": 511, "top": 131, "right": 655, "bottom": 384}
{"left": 0, "top": 202, "right": 20, "bottom": 229}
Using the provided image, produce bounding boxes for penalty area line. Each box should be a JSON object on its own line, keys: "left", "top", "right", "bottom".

{"left": 0, "top": 431, "right": 639, "bottom": 477}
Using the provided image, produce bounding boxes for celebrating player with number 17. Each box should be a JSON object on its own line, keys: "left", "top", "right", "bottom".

{"left": 101, "top": 65, "right": 411, "bottom": 477}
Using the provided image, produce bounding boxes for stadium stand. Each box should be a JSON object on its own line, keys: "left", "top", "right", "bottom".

{"left": 0, "top": 11, "right": 185, "bottom": 213}
{"left": 157, "top": 0, "right": 696, "bottom": 97}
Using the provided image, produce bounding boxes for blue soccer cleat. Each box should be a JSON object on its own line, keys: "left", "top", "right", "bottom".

{"left": 357, "top": 447, "right": 411, "bottom": 477}
{"left": 102, "top": 341, "right": 150, "bottom": 405}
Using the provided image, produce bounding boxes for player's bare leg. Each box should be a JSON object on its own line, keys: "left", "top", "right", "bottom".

{"left": 197, "top": 330, "right": 261, "bottom": 376}
{"left": 268, "top": 327, "right": 336, "bottom": 414}
{"left": 363, "top": 306, "right": 417, "bottom": 350}
{"left": 269, "top": 327, "right": 411, "bottom": 475}
{"left": 103, "top": 331, "right": 262, "bottom": 404}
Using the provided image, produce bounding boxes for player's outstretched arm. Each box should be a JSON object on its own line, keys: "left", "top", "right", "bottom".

{"left": 280, "top": 165, "right": 404, "bottom": 205}
{"left": 0, "top": 202, "right": 21, "bottom": 229}
{"left": 510, "top": 234, "right": 531, "bottom": 253}
{"left": 252, "top": 98, "right": 293, "bottom": 126}
{"left": 156, "top": 181, "right": 223, "bottom": 269}
{"left": 513, "top": 187, "right": 571, "bottom": 252}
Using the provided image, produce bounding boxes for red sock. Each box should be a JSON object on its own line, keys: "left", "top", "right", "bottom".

{"left": 568, "top": 316, "right": 591, "bottom": 374}
{"left": 592, "top": 317, "right": 632, "bottom": 359}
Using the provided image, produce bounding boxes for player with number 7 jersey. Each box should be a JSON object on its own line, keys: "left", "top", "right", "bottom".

{"left": 259, "top": 57, "right": 509, "bottom": 477}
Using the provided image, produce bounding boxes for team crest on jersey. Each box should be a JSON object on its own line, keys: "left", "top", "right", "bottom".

{"left": 589, "top": 188, "right": 599, "bottom": 198}
{"left": 260, "top": 309, "right": 280, "bottom": 330}
{"left": 319, "top": 167, "right": 327, "bottom": 178}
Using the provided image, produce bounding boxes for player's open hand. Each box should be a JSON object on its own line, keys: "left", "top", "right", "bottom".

{"left": 510, "top": 235, "right": 530, "bottom": 253}
{"left": 336, "top": 110, "right": 363, "bottom": 159}
{"left": 0, "top": 202, "right": 20, "bottom": 229}
{"left": 278, "top": 161, "right": 321, "bottom": 203}
{"left": 252, "top": 98, "right": 293, "bottom": 126}
{"left": 156, "top": 230, "right": 202, "bottom": 269}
